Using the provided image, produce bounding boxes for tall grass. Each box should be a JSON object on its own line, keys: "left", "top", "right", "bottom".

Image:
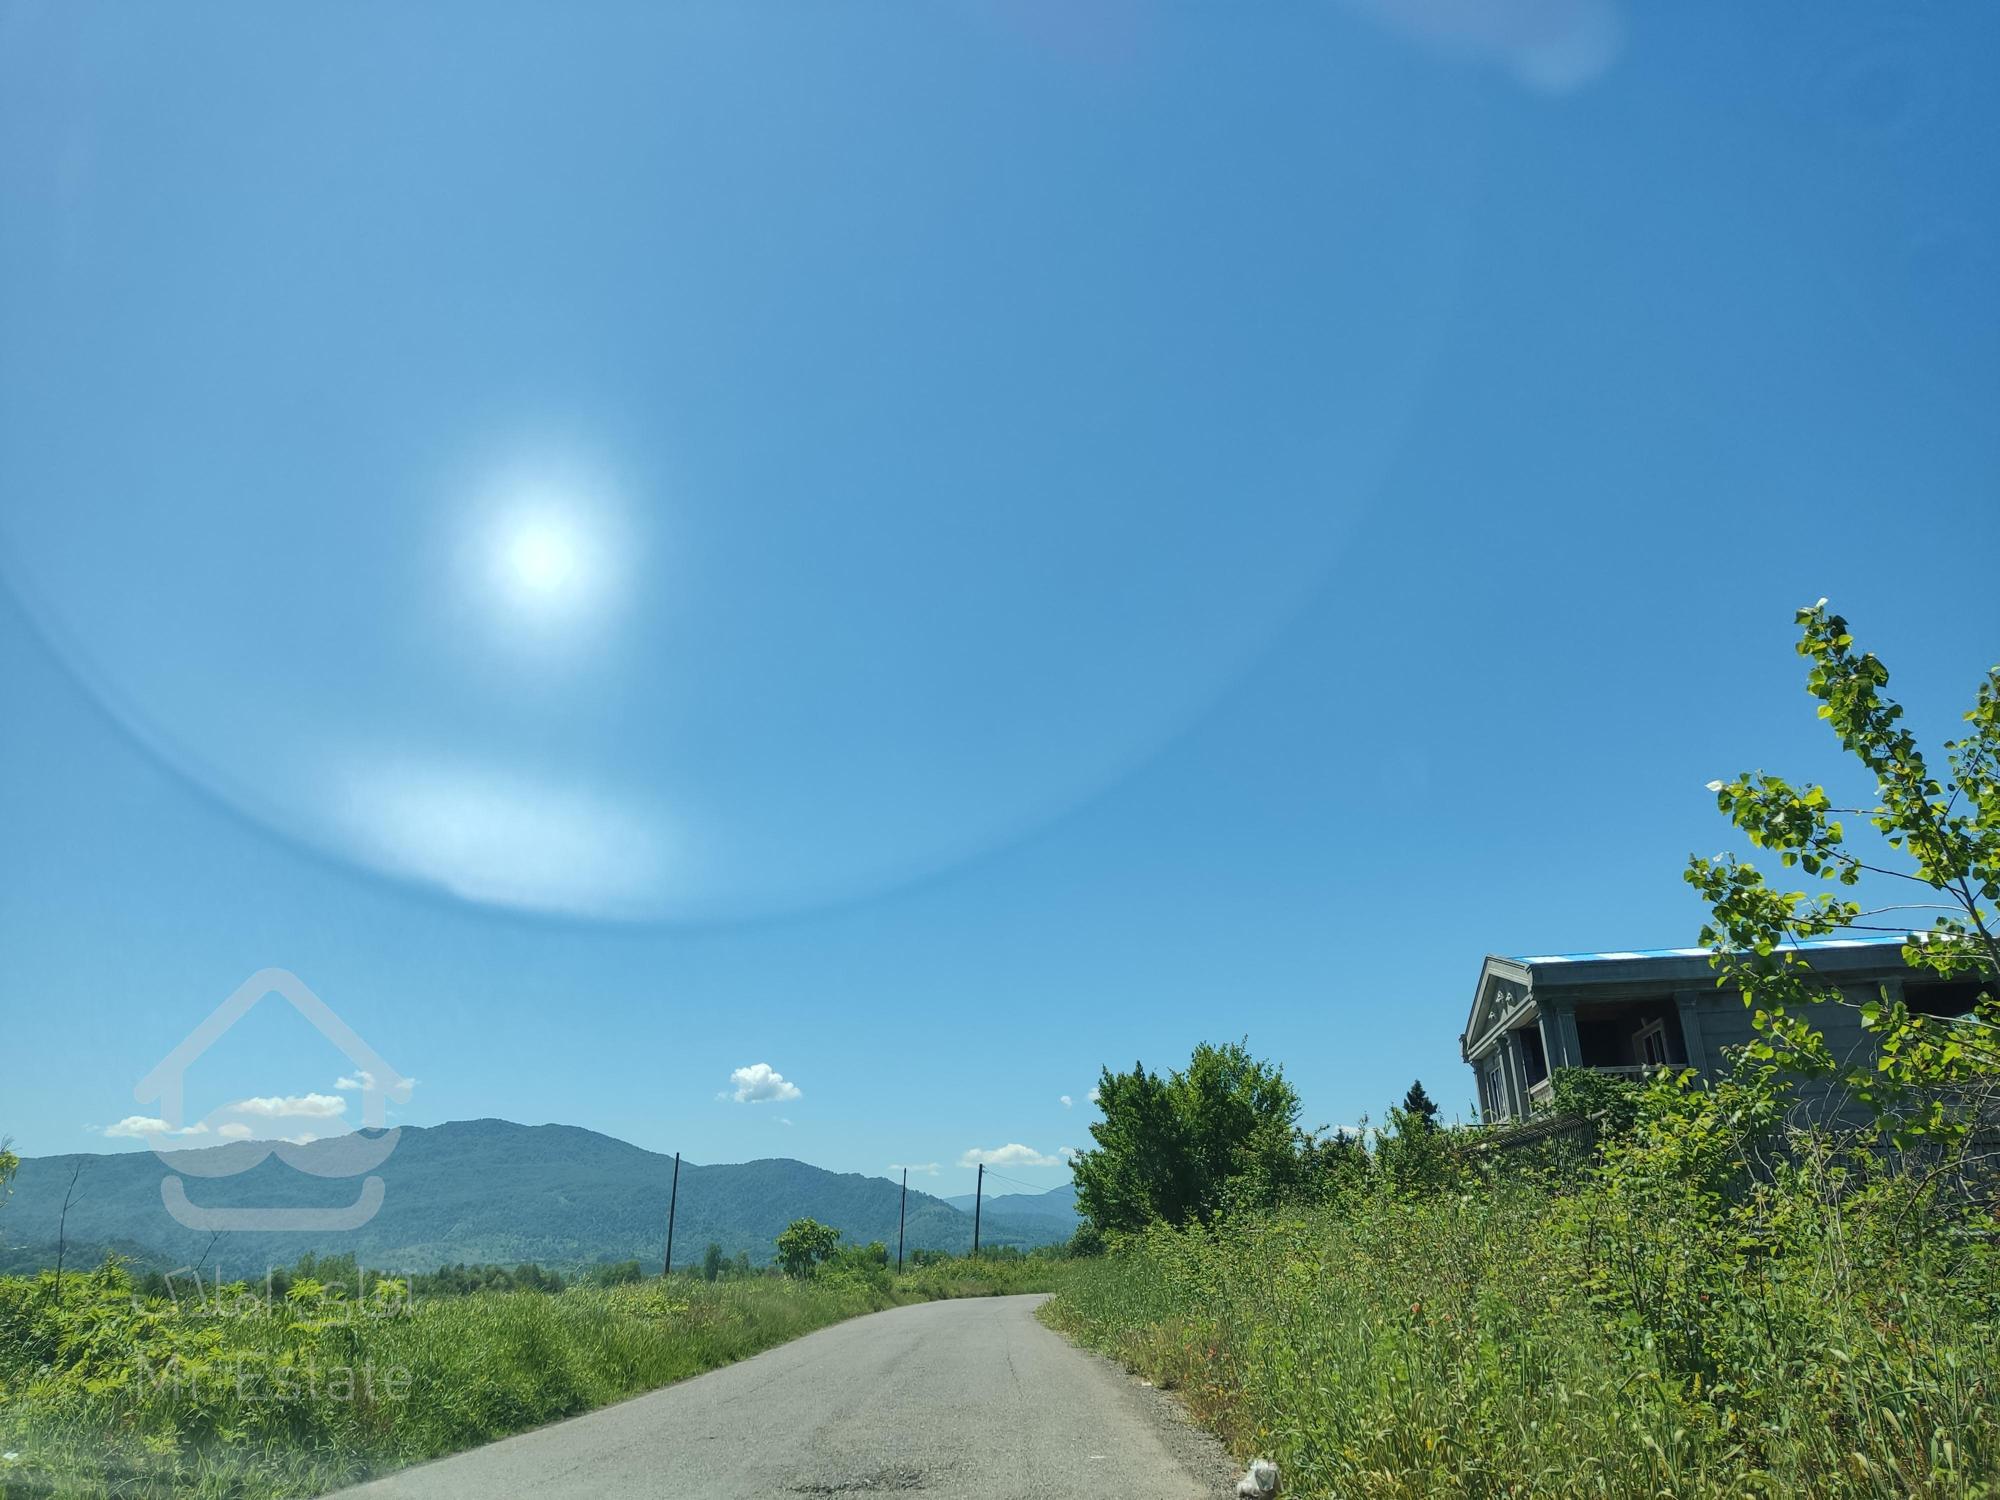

{"left": 1046, "top": 1136, "right": 2000, "bottom": 1498}
{"left": 0, "top": 1253, "right": 1068, "bottom": 1499}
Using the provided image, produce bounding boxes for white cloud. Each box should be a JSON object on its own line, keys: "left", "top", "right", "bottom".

{"left": 218, "top": 1123, "right": 254, "bottom": 1141}
{"left": 1324, "top": 1124, "right": 1383, "bottom": 1143}
{"left": 778, "top": 1117, "right": 794, "bottom": 1127}
{"left": 891, "top": 1162, "right": 941, "bottom": 1177}
{"left": 1087, "top": 1086, "right": 1100, "bottom": 1104}
{"left": 231, "top": 1093, "right": 348, "bottom": 1120}
{"left": 335, "top": 1070, "right": 420, "bottom": 1096}
{"left": 729, "top": 1063, "right": 801, "bottom": 1104}
{"left": 1059, "top": 1145, "right": 1081, "bottom": 1161}
{"left": 104, "top": 1117, "right": 169, "bottom": 1138}
{"left": 960, "top": 1143, "right": 1065, "bottom": 1169}
{"left": 100, "top": 1116, "right": 208, "bottom": 1140}
{"left": 1058, "top": 1095, "right": 1073, "bottom": 1108}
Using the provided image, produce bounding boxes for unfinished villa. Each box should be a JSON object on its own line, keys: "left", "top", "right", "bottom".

{"left": 1460, "top": 936, "right": 1990, "bottom": 1125}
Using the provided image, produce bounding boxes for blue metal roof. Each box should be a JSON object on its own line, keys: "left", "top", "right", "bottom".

{"left": 1511, "top": 935, "right": 1909, "bottom": 965}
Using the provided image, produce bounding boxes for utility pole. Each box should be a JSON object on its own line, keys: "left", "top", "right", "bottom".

{"left": 971, "top": 1161, "right": 983, "bottom": 1259}
{"left": 897, "top": 1167, "right": 908, "bottom": 1275}
{"left": 662, "top": 1152, "right": 681, "bottom": 1279}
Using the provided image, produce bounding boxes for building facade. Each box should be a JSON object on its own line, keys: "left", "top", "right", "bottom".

{"left": 1460, "top": 937, "right": 1985, "bottom": 1125}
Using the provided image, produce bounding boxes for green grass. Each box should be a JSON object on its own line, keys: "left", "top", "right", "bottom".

{"left": 1043, "top": 1166, "right": 2000, "bottom": 1499}
{"left": 0, "top": 1253, "right": 1068, "bottom": 1499}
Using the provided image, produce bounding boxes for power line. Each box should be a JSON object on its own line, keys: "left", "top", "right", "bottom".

{"left": 979, "top": 1167, "right": 1061, "bottom": 1193}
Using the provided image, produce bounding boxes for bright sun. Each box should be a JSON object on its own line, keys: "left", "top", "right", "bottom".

{"left": 506, "top": 522, "right": 578, "bottom": 594}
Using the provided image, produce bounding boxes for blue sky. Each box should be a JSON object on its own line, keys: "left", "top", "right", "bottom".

{"left": 1, "top": 2, "right": 1995, "bottom": 1194}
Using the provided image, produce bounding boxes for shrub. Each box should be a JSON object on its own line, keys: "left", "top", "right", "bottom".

{"left": 1047, "top": 1067, "right": 2000, "bottom": 1498}
{"left": 1544, "top": 1063, "right": 1644, "bottom": 1133}
{"left": 774, "top": 1218, "right": 841, "bottom": 1278}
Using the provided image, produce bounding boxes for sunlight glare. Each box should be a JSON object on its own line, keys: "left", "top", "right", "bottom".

{"left": 505, "top": 521, "right": 580, "bottom": 595}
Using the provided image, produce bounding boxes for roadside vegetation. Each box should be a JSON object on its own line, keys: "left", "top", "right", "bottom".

{"left": 1051, "top": 1064, "right": 2000, "bottom": 1497}
{"left": 0, "top": 1235, "right": 1068, "bottom": 1498}
{"left": 1050, "top": 605, "right": 2000, "bottom": 1498}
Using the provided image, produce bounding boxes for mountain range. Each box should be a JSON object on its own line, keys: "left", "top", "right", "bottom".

{"left": 942, "top": 1182, "right": 1078, "bottom": 1222}
{"left": 0, "top": 1120, "right": 1080, "bottom": 1278}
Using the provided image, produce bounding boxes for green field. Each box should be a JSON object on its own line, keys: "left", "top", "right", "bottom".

{"left": 0, "top": 1251, "right": 1066, "bottom": 1500}
{"left": 1045, "top": 1135, "right": 2000, "bottom": 1499}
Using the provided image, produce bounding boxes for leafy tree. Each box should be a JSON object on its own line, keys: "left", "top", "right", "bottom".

{"left": 1374, "top": 1105, "right": 1454, "bottom": 1195}
{"left": 700, "top": 1242, "right": 725, "bottom": 1282}
{"left": 0, "top": 1137, "right": 17, "bottom": 1215}
{"left": 1400, "top": 1080, "right": 1440, "bottom": 1129}
{"left": 1293, "top": 1125, "right": 1372, "bottom": 1201}
{"left": 511, "top": 1262, "right": 565, "bottom": 1294}
{"left": 1687, "top": 602, "right": 1999, "bottom": 1148}
{"left": 1066, "top": 1221, "right": 1106, "bottom": 1258}
{"left": 585, "top": 1259, "right": 643, "bottom": 1287}
{"left": 1072, "top": 1041, "right": 1303, "bottom": 1233}
{"left": 819, "top": 1240, "right": 892, "bottom": 1291}
{"left": 774, "top": 1217, "right": 840, "bottom": 1278}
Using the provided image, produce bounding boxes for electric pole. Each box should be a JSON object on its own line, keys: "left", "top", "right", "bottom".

{"left": 897, "top": 1167, "right": 907, "bottom": 1274}
{"left": 662, "top": 1151, "right": 680, "bottom": 1278}
{"left": 972, "top": 1161, "right": 983, "bottom": 1259}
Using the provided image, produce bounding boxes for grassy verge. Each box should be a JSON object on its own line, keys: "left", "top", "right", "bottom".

{"left": 0, "top": 1254, "right": 1067, "bottom": 1499}
{"left": 1043, "top": 1172, "right": 2000, "bottom": 1499}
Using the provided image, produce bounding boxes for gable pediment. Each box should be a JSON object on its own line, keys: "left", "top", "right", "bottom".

{"left": 1463, "top": 958, "right": 1533, "bottom": 1059}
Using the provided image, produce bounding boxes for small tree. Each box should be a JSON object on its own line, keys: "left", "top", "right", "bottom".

{"left": 700, "top": 1242, "right": 725, "bottom": 1282}
{"left": 1294, "top": 1125, "right": 1372, "bottom": 1201}
{"left": 774, "top": 1217, "right": 840, "bottom": 1278}
{"left": 585, "top": 1259, "right": 643, "bottom": 1287}
{"left": 1072, "top": 1041, "right": 1303, "bottom": 1234}
{"left": 48, "top": 1159, "right": 88, "bottom": 1306}
{"left": 1687, "top": 602, "right": 1999, "bottom": 1150}
{"left": 1375, "top": 1104, "right": 1454, "bottom": 1195}
{"left": 1400, "top": 1080, "right": 1440, "bottom": 1129}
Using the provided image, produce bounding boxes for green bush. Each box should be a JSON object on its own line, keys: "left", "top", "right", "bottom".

{"left": 1544, "top": 1064, "right": 1645, "bottom": 1133}
{"left": 774, "top": 1217, "right": 840, "bottom": 1278}
{"left": 1065, "top": 1223, "right": 1106, "bottom": 1258}
{"left": 819, "top": 1241, "right": 892, "bottom": 1294}
{"left": 582, "top": 1259, "right": 644, "bottom": 1288}
{"left": 1047, "top": 1067, "right": 2000, "bottom": 1499}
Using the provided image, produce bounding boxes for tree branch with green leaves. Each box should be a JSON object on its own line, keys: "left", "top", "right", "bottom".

{"left": 1685, "top": 601, "right": 1999, "bottom": 1148}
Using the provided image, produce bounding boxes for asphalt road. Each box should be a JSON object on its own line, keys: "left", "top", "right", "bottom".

{"left": 326, "top": 1294, "right": 1236, "bottom": 1500}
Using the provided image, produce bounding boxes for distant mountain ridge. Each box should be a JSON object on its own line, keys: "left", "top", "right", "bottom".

{"left": 0, "top": 1120, "right": 1077, "bottom": 1278}
{"left": 942, "top": 1182, "right": 1078, "bottom": 1222}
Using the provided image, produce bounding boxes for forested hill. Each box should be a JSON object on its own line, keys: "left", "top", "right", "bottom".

{"left": 0, "top": 1119, "right": 1076, "bottom": 1278}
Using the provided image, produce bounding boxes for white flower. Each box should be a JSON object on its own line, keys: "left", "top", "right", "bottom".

{"left": 1705, "top": 780, "right": 1725, "bottom": 793}
{"left": 1816, "top": 597, "right": 1828, "bottom": 608}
